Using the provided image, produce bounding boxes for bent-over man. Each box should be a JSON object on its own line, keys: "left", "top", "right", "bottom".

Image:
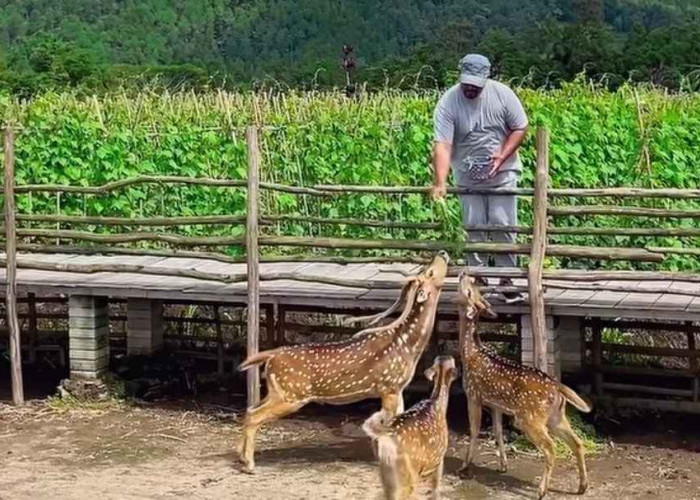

{"left": 431, "top": 53, "right": 528, "bottom": 303}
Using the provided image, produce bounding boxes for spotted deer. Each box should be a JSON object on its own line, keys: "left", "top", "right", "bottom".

{"left": 236, "top": 251, "right": 449, "bottom": 473}
{"left": 456, "top": 270, "right": 591, "bottom": 499}
{"left": 363, "top": 355, "right": 457, "bottom": 500}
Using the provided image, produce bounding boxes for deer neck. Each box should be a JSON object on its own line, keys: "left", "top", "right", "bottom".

{"left": 394, "top": 293, "right": 439, "bottom": 354}
{"left": 458, "top": 306, "right": 481, "bottom": 358}
{"left": 430, "top": 377, "right": 451, "bottom": 415}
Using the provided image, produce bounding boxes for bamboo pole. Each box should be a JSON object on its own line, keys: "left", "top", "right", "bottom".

{"left": 646, "top": 247, "right": 700, "bottom": 256}
{"left": 542, "top": 281, "right": 700, "bottom": 297}
{"left": 529, "top": 128, "right": 549, "bottom": 374}
{"left": 17, "top": 214, "right": 250, "bottom": 226}
{"left": 461, "top": 267, "right": 700, "bottom": 283}
{"left": 9, "top": 176, "right": 700, "bottom": 199}
{"left": 14, "top": 228, "right": 246, "bottom": 246}
{"left": 14, "top": 175, "right": 248, "bottom": 194}
{"left": 10, "top": 229, "right": 665, "bottom": 261}
{"left": 246, "top": 126, "right": 261, "bottom": 407}
{"left": 464, "top": 224, "right": 700, "bottom": 237}
{"left": 550, "top": 205, "right": 700, "bottom": 218}
{"left": 4, "top": 126, "right": 24, "bottom": 405}
{"left": 262, "top": 214, "right": 441, "bottom": 230}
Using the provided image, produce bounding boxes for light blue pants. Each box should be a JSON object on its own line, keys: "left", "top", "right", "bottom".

{"left": 459, "top": 172, "right": 518, "bottom": 268}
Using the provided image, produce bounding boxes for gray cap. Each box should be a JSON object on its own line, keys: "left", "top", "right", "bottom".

{"left": 459, "top": 54, "right": 491, "bottom": 87}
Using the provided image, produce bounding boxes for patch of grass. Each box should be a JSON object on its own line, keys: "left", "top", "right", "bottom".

{"left": 46, "top": 392, "right": 129, "bottom": 413}
{"left": 509, "top": 410, "right": 605, "bottom": 458}
{"left": 47, "top": 374, "right": 131, "bottom": 413}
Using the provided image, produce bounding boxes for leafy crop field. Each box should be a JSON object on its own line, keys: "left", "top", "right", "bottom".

{"left": 0, "top": 83, "right": 698, "bottom": 269}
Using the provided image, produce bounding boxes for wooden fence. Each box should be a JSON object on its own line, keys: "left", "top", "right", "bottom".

{"left": 1, "top": 124, "right": 699, "bottom": 406}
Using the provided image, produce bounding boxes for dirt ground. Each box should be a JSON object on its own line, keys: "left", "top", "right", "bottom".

{"left": 2, "top": 396, "right": 700, "bottom": 500}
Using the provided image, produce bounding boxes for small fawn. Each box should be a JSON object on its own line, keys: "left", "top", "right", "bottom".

{"left": 237, "top": 251, "right": 449, "bottom": 473}
{"left": 456, "top": 270, "right": 591, "bottom": 499}
{"left": 363, "top": 356, "right": 457, "bottom": 500}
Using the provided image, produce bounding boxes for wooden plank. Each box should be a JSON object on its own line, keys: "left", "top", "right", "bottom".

{"left": 581, "top": 281, "right": 628, "bottom": 309}
{"left": 687, "top": 297, "right": 700, "bottom": 314}
{"left": 655, "top": 281, "right": 696, "bottom": 311}
{"left": 550, "top": 288, "right": 596, "bottom": 307}
{"left": 617, "top": 291, "right": 663, "bottom": 310}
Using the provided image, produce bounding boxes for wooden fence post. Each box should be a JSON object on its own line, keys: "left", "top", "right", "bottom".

{"left": 4, "top": 126, "right": 24, "bottom": 405}
{"left": 528, "top": 128, "right": 549, "bottom": 374}
{"left": 246, "top": 126, "right": 261, "bottom": 407}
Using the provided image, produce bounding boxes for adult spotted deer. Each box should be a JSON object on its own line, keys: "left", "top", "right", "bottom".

{"left": 363, "top": 355, "right": 457, "bottom": 500}
{"left": 237, "top": 251, "right": 449, "bottom": 473}
{"left": 456, "top": 271, "right": 591, "bottom": 499}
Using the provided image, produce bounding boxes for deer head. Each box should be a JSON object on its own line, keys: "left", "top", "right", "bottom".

{"left": 346, "top": 250, "right": 449, "bottom": 330}
{"left": 424, "top": 355, "right": 458, "bottom": 408}
{"left": 414, "top": 250, "right": 449, "bottom": 304}
{"left": 456, "top": 270, "right": 497, "bottom": 320}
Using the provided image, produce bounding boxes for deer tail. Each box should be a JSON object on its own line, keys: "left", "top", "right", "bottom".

{"left": 362, "top": 412, "right": 398, "bottom": 466}
{"left": 558, "top": 383, "right": 592, "bottom": 413}
{"left": 238, "top": 348, "right": 280, "bottom": 371}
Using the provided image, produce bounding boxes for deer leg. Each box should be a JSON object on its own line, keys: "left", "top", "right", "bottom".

{"left": 402, "top": 457, "right": 418, "bottom": 500}
{"left": 396, "top": 392, "right": 405, "bottom": 414}
{"left": 492, "top": 408, "right": 508, "bottom": 473}
{"left": 380, "top": 458, "right": 401, "bottom": 500}
{"left": 429, "top": 460, "right": 444, "bottom": 500}
{"left": 459, "top": 396, "right": 482, "bottom": 476}
{"left": 520, "top": 422, "right": 556, "bottom": 500}
{"left": 550, "top": 414, "right": 588, "bottom": 495}
{"left": 239, "top": 395, "right": 304, "bottom": 473}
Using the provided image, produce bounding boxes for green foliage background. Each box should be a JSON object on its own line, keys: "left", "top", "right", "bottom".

{"left": 0, "top": 82, "right": 698, "bottom": 270}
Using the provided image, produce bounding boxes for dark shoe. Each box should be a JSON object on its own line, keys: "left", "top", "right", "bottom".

{"left": 499, "top": 278, "right": 524, "bottom": 304}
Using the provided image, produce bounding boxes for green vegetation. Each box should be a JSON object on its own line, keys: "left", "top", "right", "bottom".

{"left": 510, "top": 409, "right": 605, "bottom": 457}
{"left": 1, "top": 82, "right": 698, "bottom": 269}
{"left": 0, "top": 1, "right": 699, "bottom": 94}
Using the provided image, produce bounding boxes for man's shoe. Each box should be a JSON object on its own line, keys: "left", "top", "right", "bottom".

{"left": 499, "top": 278, "right": 524, "bottom": 304}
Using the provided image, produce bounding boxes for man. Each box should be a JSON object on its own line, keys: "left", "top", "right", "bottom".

{"left": 431, "top": 53, "right": 528, "bottom": 303}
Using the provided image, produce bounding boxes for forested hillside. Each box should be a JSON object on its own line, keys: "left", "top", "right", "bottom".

{"left": 0, "top": 0, "right": 698, "bottom": 93}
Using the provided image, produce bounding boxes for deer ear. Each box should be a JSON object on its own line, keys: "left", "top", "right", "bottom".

{"left": 424, "top": 366, "right": 436, "bottom": 381}
{"left": 416, "top": 289, "right": 429, "bottom": 303}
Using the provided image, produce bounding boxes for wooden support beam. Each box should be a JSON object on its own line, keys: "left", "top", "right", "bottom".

{"left": 529, "top": 128, "right": 549, "bottom": 374}
{"left": 246, "top": 126, "right": 261, "bottom": 408}
{"left": 688, "top": 323, "right": 699, "bottom": 403}
{"left": 4, "top": 126, "right": 24, "bottom": 405}
{"left": 592, "top": 319, "right": 604, "bottom": 398}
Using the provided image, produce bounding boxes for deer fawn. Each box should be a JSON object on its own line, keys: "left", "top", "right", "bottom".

{"left": 456, "top": 270, "right": 591, "bottom": 499}
{"left": 363, "top": 355, "right": 457, "bottom": 500}
{"left": 236, "top": 251, "right": 449, "bottom": 473}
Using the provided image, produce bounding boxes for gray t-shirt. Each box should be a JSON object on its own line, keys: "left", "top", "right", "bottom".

{"left": 434, "top": 80, "right": 528, "bottom": 187}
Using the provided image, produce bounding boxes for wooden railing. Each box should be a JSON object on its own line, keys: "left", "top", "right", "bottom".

{"left": 2, "top": 124, "right": 699, "bottom": 406}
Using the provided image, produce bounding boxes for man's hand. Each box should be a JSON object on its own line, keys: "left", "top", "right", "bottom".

{"left": 430, "top": 183, "right": 447, "bottom": 201}
{"left": 489, "top": 151, "right": 505, "bottom": 177}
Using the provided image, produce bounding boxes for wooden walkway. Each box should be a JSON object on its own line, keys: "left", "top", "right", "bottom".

{"left": 1, "top": 253, "right": 698, "bottom": 321}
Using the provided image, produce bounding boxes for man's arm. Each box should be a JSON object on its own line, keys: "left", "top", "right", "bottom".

{"left": 431, "top": 141, "right": 452, "bottom": 199}
{"left": 432, "top": 93, "right": 454, "bottom": 200}
{"left": 489, "top": 127, "right": 528, "bottom": 176}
